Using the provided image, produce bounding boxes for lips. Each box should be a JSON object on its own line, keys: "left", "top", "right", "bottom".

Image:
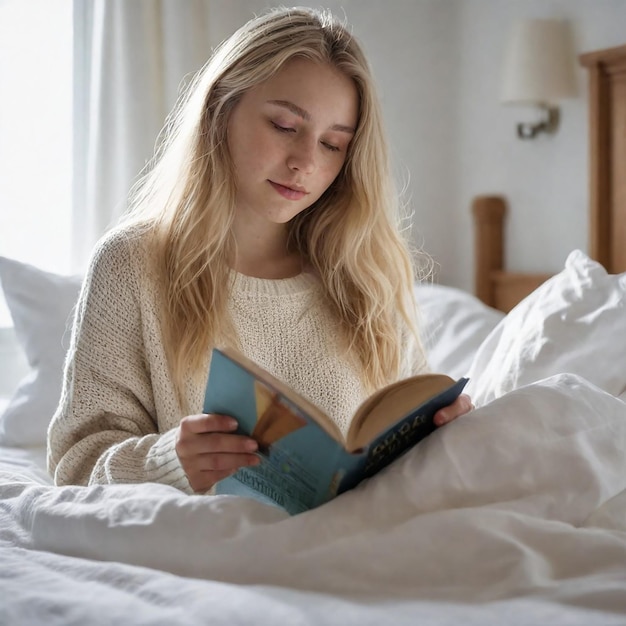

{"left": 269, "top": 180, "right": 308, "bottom": 201}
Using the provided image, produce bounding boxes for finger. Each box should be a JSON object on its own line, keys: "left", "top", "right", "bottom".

{"left": 195, "top": 452, "right": 261, "bottom": 473}
{"left": 179, "top": 432, "right": 258, "bottom": 457}
{"left": 182, "top": 453, "right": 260, "bottom": 492}
{"left": 434, "top": 394, "right": 473, "bottom": 426}
{"left": 180, "top": 413, "right": 238, "bottom": 435}
{"left": 188, "top": 468, "right": 238, "bottom": 493}
{"left": 458, "top": 394, "right": 474, "bottom": 412}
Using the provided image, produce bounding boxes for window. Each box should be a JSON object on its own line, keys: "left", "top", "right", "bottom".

{"left": 0, "top": 0, "right": 73, "bottom": 325}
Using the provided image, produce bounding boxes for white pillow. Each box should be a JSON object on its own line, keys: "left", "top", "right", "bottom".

{"left": 466, "top": 250, "right": 626, "bottom": 406}
{"left": 0, "top": 257, "right": 82, "bottom": 446}
{"left": 415, "top": 283, "right": 504, "bottom": 379}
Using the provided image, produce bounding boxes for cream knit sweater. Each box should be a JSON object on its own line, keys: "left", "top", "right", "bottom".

{"left": 47, "top": 226, "right": 427, "bottom": 493}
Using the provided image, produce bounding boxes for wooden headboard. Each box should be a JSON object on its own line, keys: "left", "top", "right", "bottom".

{"left": 473, "top": 43, "right": 626, "bottom": 312}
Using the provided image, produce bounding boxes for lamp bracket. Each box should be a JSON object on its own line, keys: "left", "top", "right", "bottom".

{"left": 517, "top": 105, "right": 560, "bottom": 139}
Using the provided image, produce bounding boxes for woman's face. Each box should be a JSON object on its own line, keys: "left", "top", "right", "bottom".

{"left": 227, "top": 57, "right": 358, "bottom": 226}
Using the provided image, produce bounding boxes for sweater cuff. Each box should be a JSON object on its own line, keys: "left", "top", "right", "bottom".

{"left": 146, "top": 427, "right": 193, "bottom": 494}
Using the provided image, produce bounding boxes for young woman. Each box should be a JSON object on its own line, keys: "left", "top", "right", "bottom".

{"left": 47, "top": 7, "right": 472, "bottom": 494}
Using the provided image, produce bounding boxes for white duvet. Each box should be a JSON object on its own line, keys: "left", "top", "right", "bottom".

{"left": 1, "top": 251, "right": 626, "bottom": 625}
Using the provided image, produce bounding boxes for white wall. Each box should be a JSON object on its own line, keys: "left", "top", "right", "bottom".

{"left": 453, "top": 0, "right": 626, "bottom": 290}
{"left": 207, "top": 0, "right": 626, "bottom": 290}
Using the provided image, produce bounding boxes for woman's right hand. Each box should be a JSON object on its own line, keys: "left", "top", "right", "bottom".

{"left": 175, "top": 413, "right": 260, "bottom": 493}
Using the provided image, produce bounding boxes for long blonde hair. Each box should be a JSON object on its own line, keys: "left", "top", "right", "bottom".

{"left": 123, "top": 7, "right": 427, "bottom": 407}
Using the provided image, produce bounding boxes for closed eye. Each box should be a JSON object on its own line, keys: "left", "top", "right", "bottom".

{"left": 321, "top": 141, "right": 340, "bottom": 152}
{"left": 271, "top": 121, "right": 295, "bottom": 133}
{"left": 272, "top": 121, "right": 341, "bottom": 152}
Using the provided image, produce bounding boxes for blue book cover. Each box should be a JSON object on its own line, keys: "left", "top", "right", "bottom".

{"left": 204, "top": 347, "right": 468, "bottom": 515}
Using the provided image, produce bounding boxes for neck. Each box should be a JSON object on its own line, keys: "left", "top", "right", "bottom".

{"left": 233, "top": 253, "right": 303, "bottom": 280}
{"left": 231, "top": 215, "right": 303, "bottom": 279}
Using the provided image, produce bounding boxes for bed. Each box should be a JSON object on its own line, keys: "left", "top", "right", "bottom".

{"left": 1, "top": 45, "right": 626, "bottom": 626}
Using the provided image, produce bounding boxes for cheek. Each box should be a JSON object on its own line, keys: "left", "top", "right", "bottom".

{"left": 318, "top": 159, "right": 345, "bottom": 189}
{"left": 229, "top": 115, "right": 268, "bottom": 170}
{"left": 243, "top": 131, "right": 280, "bottom": 173}
{"left": 306, "top": 169, "right": 342, "bottom": 207}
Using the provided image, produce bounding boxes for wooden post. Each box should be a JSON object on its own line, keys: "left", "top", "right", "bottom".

{"left": 472, "top": 195, "right": 506, "bottom": 308}
{"left": 580, "top": 43, "right": 626, "bottom": 273}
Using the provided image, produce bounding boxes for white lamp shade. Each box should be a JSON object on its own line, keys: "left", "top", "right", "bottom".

{"left": 501, "top": 19, "right": 577, "bottom": 105}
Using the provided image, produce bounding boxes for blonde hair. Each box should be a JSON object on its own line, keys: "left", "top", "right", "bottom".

{"left": 123, "top": 6, "right": 427, "bottom": 408}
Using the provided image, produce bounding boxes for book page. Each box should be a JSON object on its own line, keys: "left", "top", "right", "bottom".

{"left": 346, "top": 374, "right": 455, "bottom": 451}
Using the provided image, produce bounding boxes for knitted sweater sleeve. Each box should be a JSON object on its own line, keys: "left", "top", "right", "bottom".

{"left": 47, "top": 230, "right": 192, "bottom": 492}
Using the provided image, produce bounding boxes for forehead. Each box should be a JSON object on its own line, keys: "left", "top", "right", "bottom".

{"left": 245, "top": 57, "right": 359, "bottom": 128}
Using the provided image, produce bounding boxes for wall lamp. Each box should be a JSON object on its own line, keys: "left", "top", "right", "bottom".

{"left": 501, "top": 19, "right": 577, "bottom": 139}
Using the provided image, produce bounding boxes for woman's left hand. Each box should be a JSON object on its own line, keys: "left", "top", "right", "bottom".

{"left": 433, "top": 393, "right": 474, "bottom": 427}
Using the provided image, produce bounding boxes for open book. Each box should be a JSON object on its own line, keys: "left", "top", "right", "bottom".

{"left": 204, "top": 347, "right": 468, "bottom": 515}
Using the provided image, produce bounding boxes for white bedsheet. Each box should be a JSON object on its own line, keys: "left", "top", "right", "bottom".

{"left": 2, "top": 373, "right": 626, "bottom": 625}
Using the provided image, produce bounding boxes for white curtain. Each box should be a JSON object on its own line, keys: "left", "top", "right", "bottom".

{"left": 72, "top": 0, "right": 214, "bottom": 271}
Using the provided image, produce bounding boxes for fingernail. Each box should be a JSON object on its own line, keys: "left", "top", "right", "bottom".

{"left": 245, "top": 439, "right": 258, "bottom": 451}
{"left": 227, "top": 419, "right": 238, "bottom": 429}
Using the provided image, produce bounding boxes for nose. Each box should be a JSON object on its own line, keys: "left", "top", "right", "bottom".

{"left": 286, "top": 137, "right": 316, "bottom": 174}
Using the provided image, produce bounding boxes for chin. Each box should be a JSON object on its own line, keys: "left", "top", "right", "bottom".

{"left": 266, "top": 206, "right": 310, "bottom": 224}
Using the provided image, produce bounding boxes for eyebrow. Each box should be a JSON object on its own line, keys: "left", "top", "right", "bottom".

{"left": 267, "top": 99, "right": 356, "bottom": 134}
